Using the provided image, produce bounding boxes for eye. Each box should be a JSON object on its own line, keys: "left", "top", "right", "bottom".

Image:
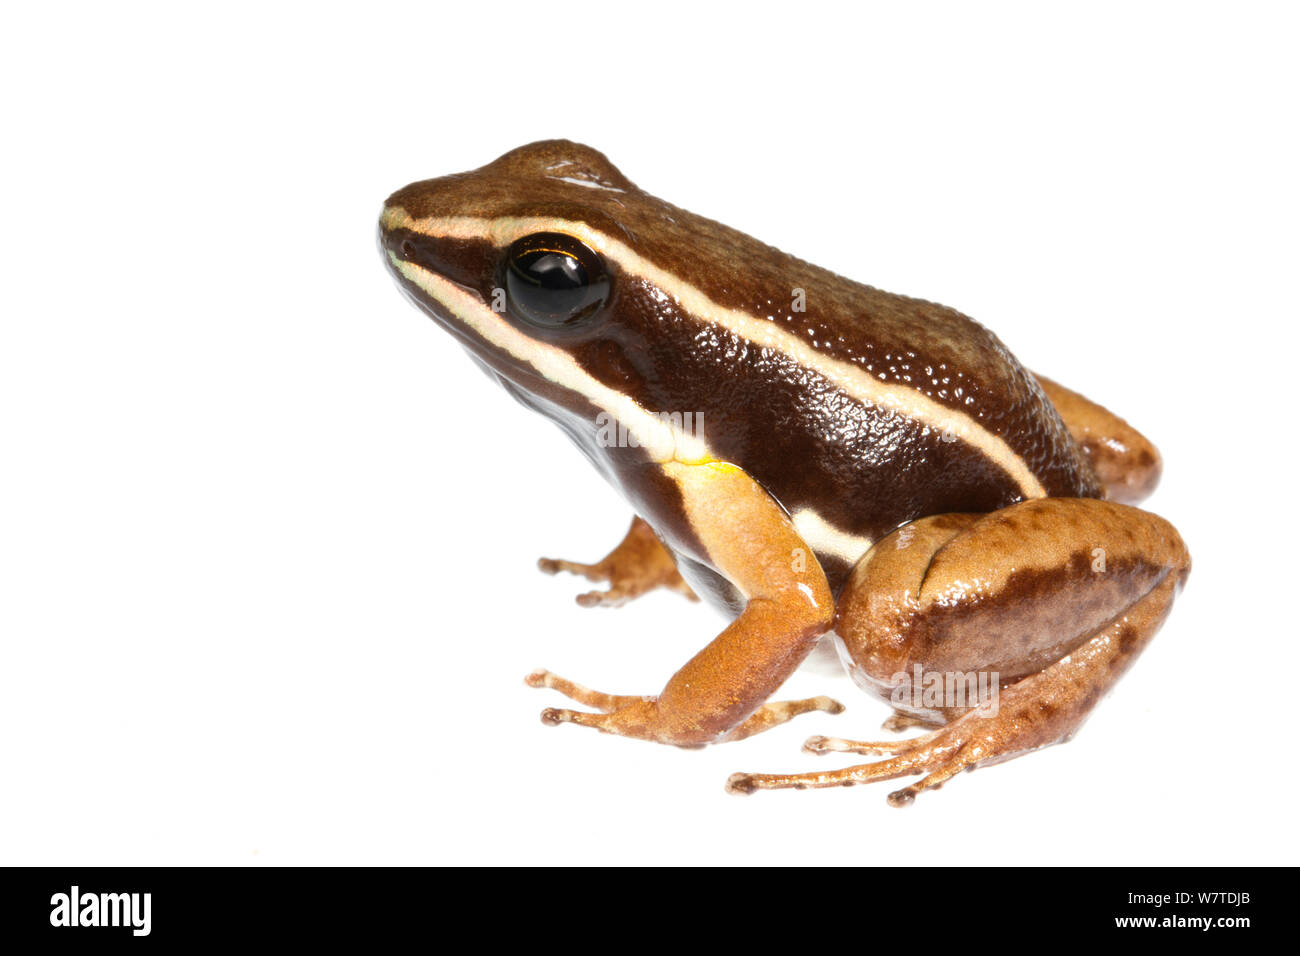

{"left": 504, "top": 233, "right": 609, "bottom": 328}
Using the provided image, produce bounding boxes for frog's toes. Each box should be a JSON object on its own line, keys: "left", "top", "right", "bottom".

{"left": 538, "top": 556, "right": 694, "bottom": 608}
{"left": 726, "top": 725, "right": 980, "bottom": 803}
{"left": 536, "top": 555, "right": 602, "bottom": 585}
{"left": 537, "top": 517, "right": 698, "bottom": 608}
{"left": 716, "top": 695, "right": 846, "bottom": 743}
{"left": 575, "top": 583, "right": 634, "bottom": 609}
{"left": 524, "top": 668, "right": 652, "bottom": 714}
{"left": 884, "top": 760, "right": 975, "bottom": 808}
{"left": 541, "top": 707, "right": 590, "bottom": 727}
{"left": 536, "top": 557, "right": 637, "bottom": 607}
{"left": 803, "top": 729, "right": 938, "bottom": 757}
{"left": 881, "top": 712, "right": 938, "bottom": 733}
{"left": 725, "top": 773, "right": 760, "bottom": 796}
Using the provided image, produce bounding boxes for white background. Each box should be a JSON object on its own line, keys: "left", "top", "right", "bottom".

{"left": 3, "top": 2, "right": 1296, "bottom": 866}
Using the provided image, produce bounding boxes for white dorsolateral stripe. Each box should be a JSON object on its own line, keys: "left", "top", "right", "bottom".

{"left": 389, "top": 249, "right": 874, "bottom": 567}
{"left": 382, "top": 208, "right": 1046, "bottom": 499}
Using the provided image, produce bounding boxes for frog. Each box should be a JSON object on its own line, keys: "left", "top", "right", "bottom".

{"left": 377, "top": 140, "right": 1190, "bottom": 805}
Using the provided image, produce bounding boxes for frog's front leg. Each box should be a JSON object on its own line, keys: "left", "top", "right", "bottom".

{"left": 727, "top": 498, "right": 1190, "bottom": 803}
{"left": 538, "top": 516, "right": 697, "bottom": 607}
{"left": 528, "top": 461, "right": 843, "bottom": 747}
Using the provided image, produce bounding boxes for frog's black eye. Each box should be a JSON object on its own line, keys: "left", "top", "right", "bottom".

{"left": 504, "top": 233, "right": 609, "bottom": 328}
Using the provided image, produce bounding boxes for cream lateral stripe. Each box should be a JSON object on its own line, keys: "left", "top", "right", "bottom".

{"left": 390, "top": 252, "right": 708, "bottom": 465}
{"left": 391, "top": 233, "right": 878, "bottom": 572}
{"left": 383, "top": 208, "right": 1046, "bottom": 498}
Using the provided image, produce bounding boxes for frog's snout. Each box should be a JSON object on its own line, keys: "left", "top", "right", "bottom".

{"left": 378, "top": 204, "right": 482, "bottom": 292}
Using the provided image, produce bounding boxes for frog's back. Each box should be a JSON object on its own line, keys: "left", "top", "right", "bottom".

{"left": 454, "top": 145, "right": 1105, "bottom": 574}
{"left": 614, "top": 247, "right": 1103, "bottom": 581}
{"left": 383, "top": 140, "right": 1100, "bottom": 582}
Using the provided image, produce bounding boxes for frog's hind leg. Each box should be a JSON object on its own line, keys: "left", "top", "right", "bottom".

{"left": 729, "top": 570, "right": 1185, "bottom": 804}
{"left": 538, "top": 516, "right": 698, "bottom": 607}
{"left": 727, "top": 498, "right": 1190, "bottom": 804}
{"left": 1035, "top": 374, "right": 1163, "bottom": 504}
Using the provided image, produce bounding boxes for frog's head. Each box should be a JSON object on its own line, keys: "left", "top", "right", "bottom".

{"left": 378, "top": 140, "right": 783, "bottom": 467}
{"left": 379, "top": 140, "right": 632, "bottom": 393}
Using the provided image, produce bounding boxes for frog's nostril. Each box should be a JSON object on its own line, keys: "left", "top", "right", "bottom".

{"left": 400, "top": 238, "right": 416, "bottom": 260}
